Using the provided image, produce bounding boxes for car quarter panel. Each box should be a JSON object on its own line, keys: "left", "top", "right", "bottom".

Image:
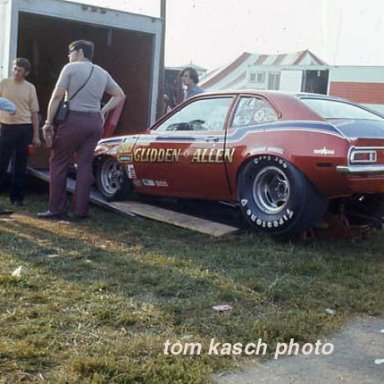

{"left": 223, "top": 123, "right": 352, "bottom": 200}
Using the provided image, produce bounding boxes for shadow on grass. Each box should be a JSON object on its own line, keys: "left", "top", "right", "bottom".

{"left": 1, "top": 186, "right": 384, "bottom": 383}
{"left": 2, "top": 197, "right": 384, "bottom": 335}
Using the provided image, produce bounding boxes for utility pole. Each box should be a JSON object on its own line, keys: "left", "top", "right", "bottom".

{"left": 157, "top": 0, "right": 167, "bottom": 119}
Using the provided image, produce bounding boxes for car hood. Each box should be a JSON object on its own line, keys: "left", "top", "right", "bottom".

{"left": 329, "top": 119, "right": 384, "bottom": 139}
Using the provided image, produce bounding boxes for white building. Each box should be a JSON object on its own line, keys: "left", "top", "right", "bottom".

{"left": 201, "top": 50, "right": 384, "bottom": 114}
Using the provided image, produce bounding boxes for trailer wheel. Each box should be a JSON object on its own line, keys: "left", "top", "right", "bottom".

{"left": 96, "top": 157, "right": 132, "bottom": 201}
{"left": 238, "top": 155, "right": 327, "bottom": 239}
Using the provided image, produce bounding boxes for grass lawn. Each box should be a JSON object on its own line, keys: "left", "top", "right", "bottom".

{"left": 1, "top": 183, "right": 384, "bottom": 383}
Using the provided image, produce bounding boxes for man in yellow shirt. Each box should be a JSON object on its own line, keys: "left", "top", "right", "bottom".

{"left": 0, "top": 58, "right": 41, "bottom": 206}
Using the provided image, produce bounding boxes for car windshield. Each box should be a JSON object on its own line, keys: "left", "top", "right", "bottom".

{"left": 301, "top": 98, "right": 384, "bottom": 121}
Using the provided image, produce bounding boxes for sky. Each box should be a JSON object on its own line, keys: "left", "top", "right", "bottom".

{"left": 68, "top": 0, "right": 384, "bottom": 71}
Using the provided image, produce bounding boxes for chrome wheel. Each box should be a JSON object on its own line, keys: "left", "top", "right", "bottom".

{"left": 98, "top": 158, "right": 125, "bottom": 197}
{"left": 252, "top": 166, "right": 290, "bottom": 214}
{"left": 239, "top": 156, "right": 327, "bottom": 238}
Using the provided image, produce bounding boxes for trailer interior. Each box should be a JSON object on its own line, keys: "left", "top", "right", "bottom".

{"left": 16, "top": 12, "right": 156, "bottom": 167}
{"left": 17, "top": 12, "right": 154, "bottom": 135}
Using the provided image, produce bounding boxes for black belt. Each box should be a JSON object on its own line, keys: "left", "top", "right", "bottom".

{"left": 69, "top": 110, "right": 100, "bottom": 116}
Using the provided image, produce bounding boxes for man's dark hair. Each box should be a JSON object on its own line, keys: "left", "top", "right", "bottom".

{"left": 13, "top": 58, "right": 32, "bottom": 72}
{"left": 181, "top": 67, "right": 199, "bottom": 84}
{"left": 69, "top": 40, "right": 94, "bottom": 60}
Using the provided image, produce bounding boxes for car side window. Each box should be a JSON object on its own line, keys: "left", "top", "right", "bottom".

{"left": 231, "top": 97, "right": 278, "bottom": 127}
{"left": 155, "top": 97, "right": 233, "bottom": 132}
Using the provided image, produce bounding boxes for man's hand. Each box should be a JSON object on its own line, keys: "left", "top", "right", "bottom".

{"left": 42, "top": 123, "right": 54, "bottom": 148}
{"left": 32, "top": 134, "right": 41, "bottom": 147}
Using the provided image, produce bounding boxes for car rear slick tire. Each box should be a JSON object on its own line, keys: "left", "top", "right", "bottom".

{"left": 238, "top": 155, "right": 327, "bottom": 239}
{"left": 96, "top": 157, "right": 132, "bottom": 201}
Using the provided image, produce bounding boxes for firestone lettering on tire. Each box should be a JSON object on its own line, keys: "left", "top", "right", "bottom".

{"left": 253, "top": 154, "right": 288, "bottom": 167}
{"left": 244, "top": 201, "right": 294, "bottom": 229}
{"left": 239, "top": 154, "right": 327, "bottom": 238}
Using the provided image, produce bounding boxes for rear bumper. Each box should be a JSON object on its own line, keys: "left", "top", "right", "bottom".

{"left": 336, "top": 165, "right": 384, "bottom": 174}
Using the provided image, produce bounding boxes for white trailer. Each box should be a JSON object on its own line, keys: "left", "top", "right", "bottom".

{"left": 0, "top": 0, "right": 163, "bottom": 131}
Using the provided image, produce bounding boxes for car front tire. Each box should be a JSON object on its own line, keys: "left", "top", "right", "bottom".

{"left": 95, "top": 157, "right": 132, "bottom": 201}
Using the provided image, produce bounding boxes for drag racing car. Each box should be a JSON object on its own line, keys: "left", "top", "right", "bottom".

{"left": 93, "top": 90, "right": 384, "bottom": 238}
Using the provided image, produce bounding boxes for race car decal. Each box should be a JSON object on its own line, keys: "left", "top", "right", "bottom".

{"left": 139, "top": 179, "right": 168, "bottom": 187}
{"left": 155, "top": 180, "right": 169, "bottom": 187}
{"left": 117, "top": 143, "right": 134, "bottom": 153}
{"left": 131, "top": 147, "right": 235, "bottom": 164}
{"left": 134, "top": 148, "right": 182, "bottom": 162}
{"left": 313, "top": 147, "right": 335, "bottom": 155}
{"left": 248, "top": 146, "right": 284, "bottom": 156}
{"left": 126, "top": 164, "right": 137, "bottom": 179}
{"left": 142, "top": 179, "right": 156, "bottom": 186}
{"left": 119, "top": 154, "right": 132, "bottom": 162}
{"left": 191, "top": 148, "right": 235, "bottom": 163}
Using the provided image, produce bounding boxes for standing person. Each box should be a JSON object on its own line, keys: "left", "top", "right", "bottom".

{"left": 180, "top": 67, "right": 204, "bottom": 100}
{"left": 0, "top": 97, "right": 16, "bottom": 214}
{"left": 0, "top": 58, "right": 41, "bottom": 206}
{"left": 38, "top": 40, "right": 125, "bottom": 220}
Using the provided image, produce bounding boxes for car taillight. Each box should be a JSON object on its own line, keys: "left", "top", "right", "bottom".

{"left": 350, "top": 149, "right": 377, "bottom": 164}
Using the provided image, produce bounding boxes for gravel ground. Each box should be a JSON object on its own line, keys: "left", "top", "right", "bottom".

{"left": 213, "top": 316, "right": 384, "bottom": 384}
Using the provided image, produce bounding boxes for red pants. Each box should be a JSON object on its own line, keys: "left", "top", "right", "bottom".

{"left": 49, "top": 111, "right": 103, "bottom": 216}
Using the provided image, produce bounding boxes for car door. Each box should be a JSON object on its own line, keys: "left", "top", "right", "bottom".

{"left": 132, "top": 96, "right": 235, "bottom": 199}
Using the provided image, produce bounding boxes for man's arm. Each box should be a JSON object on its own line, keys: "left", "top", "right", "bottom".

{"left": 31, "top": 111, "right": 41, "bottom": 146}
{"left": 42, "top": 86, "right": 65, "bottom": 145}
{"left": 101, "top": 85, "right": 125, "bottom": 116}
{"left": 45, "top": 86, "right": 66, "bottom": 125}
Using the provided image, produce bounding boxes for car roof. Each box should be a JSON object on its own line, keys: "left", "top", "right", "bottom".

{"left": 191, "top": 89, "right": 326, "bottom": 121}
{"left": 197, "top": 89, "right": 341, "bottom": 101}
{"left": 189, "top": 89, "right": 369, "bottom": 121}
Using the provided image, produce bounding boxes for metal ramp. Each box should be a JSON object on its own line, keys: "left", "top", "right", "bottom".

{"left": 28, "top": 168, "right": 239, "bottom": 237}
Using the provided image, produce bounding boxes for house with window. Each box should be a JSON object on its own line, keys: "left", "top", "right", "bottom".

{"left": 200, "top": 50, "right": 384, "bottom": 114}
{"left": 200, "top": 50, "right": 327, "bottom": 92}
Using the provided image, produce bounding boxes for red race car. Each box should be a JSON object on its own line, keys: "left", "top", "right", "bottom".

{"left": 93, "top": 90, "right": 384, "bottom": 238}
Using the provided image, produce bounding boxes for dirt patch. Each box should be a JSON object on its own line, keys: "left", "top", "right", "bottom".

{"left": 214, "top": 316, "right": 384, "bottom": 384}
